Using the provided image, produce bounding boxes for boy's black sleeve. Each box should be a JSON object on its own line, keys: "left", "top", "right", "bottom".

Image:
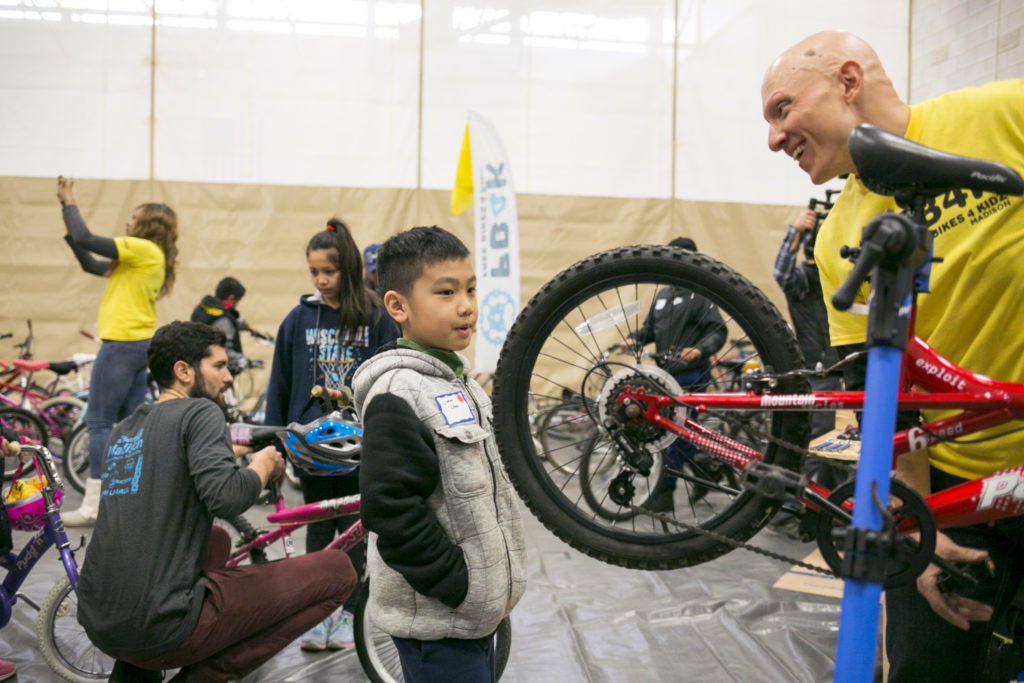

{"left": 359, "top": 393, "right": 469, "bottom": 608}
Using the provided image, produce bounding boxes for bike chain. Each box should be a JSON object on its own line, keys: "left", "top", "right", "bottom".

{"left": 589, "top": 360, "right": 866, "bottom": 577}
{"left": 628, "top": 502, "right": 838, "bottom": 577}
{"left": 629, "top": 370, "right": 862, "bottom": 577}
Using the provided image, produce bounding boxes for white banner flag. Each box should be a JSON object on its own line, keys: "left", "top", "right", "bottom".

{"left": 457, "top": 111, "right": 520, "bottom": 373}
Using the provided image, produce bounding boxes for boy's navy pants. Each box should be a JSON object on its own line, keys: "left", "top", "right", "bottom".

{"left": 392, "top": 633, "right": 496, "bottom": 683}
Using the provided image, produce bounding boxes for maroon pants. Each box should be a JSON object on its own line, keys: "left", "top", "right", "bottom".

{"left": 122, "top": 526, "right": 356, "bottom": 682}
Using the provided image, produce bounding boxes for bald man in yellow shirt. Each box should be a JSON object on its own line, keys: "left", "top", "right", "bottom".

{"left": 763, "top": 31, "right": 1024, "bottom": 681}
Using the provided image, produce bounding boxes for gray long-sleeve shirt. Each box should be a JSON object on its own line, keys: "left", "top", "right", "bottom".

{"left": 61, "top": 204, "right": 118, "bottom": 275}
{"left": 77, "top": 399, "right": 262, "bottom": 657}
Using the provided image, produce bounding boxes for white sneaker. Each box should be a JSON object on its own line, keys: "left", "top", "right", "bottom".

{"left": 326, "top": 609, "right": 354, "bottom": 650}
{"left": 299, "top": 617, "right": 330, "bottom": 651}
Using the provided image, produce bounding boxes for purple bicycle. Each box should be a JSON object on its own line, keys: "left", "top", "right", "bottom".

{"left": 2, "top": 443, "right": 112, "bottom": 681}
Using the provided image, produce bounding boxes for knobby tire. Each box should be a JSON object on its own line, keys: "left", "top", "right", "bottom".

{"left": 492, "top": 245, "right": 810, "bottom": 570}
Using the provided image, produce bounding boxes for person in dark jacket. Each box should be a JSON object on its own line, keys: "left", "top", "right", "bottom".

{"left": 363, "top": 243, "right": 380, "bottom": 292}
{"left": 771, "top": 209, "right": 846, "bottom": 525}
{"left": 773, "top": 208, "right": 841, "bottom": 440}
{"left": 620, "top": 237, "right": 728, "bottom": 511}
{"left": 264, "top": 218, "right": 399, "bottom": 651}
{"left": 190, "top": 277, "right": 247, "bottom": 372}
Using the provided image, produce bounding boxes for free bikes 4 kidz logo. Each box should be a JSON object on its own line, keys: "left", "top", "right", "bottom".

{"left": 977, "top": 467, "right": 1024, "bottom": 513}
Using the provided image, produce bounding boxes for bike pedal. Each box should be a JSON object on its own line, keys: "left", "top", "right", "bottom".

{"left": 937, "top": 557, "right": 996, "bottom": 595}
{"left": 740, "top": 462, "right": 807, "bottom": 503}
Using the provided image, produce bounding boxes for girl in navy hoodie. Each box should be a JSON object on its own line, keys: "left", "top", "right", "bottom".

{"left": 264, "top": 218, "right": 398, "bottom": 651}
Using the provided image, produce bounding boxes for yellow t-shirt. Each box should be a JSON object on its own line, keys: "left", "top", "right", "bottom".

{"left": 815, "top": 79, "right": 1024, "bottom": 480}
{"left": 96, "top": 236, "right": 166, "bottom": 341}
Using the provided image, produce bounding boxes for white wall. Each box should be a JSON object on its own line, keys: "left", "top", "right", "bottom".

{"left": 910, "top": 0, "right": 1024, "bottom": 103}
{"left": 0, "top": 0, "right": 907, "bottom": 207}
{"left": 674, "top": 0, "right": 908, "bottom": 206}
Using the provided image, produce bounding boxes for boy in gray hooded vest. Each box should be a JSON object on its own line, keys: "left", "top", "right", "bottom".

{"left": 352, "top": 226, "right": 526, "bottom": 682}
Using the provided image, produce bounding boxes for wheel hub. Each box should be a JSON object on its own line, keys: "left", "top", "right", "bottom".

{"left": 596, "top": 364, "right": 685, "bottom": 451}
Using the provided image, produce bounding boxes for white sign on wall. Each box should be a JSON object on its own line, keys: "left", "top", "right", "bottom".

{"left": 451, "top": 111, "right": 520, "bottom": 373}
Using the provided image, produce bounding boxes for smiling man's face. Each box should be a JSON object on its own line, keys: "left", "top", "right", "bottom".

{"left": 762, "top": 59, "right": 860, "bottom": 184}
{"left": 760, "top": 30, "right": 876, "bottom": 185}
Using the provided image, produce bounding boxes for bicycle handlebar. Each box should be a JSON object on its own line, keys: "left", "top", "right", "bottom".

{"left": 240, "top": 321, "right": 274, "bottom": 343}
{"left": 310, "top": 385, "right": 353, "bottom": 407}
{"left": 832, "top": 240, "right": 887, "bottom": 311}
{"left": 13, "top": 444, "right": 63, "bottom": 497}
{"left": 229, "top": 424, "right": 283, "bottom": 450}
{"left": 831, "top": 211, "right": 929, "bottom": 313}
{"left": 79, "top": 329, "right": 101, "bottom": 345}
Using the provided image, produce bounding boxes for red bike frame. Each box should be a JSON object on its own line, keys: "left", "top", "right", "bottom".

{"left": 619, "top": 328, "right": 1024, "bottom": 532}
{"left": 0, "top": 360, "right": 56, "bottom": 405}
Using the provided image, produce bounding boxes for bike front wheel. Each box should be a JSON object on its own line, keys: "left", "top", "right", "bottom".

{"left": 61, "top": 422, "right": 90, "bottom": 494}
{"left": 492, "top": 245, "right": 810, "bottom": 570}
{"left": 37, "top": 575, "right": 115, "bottom": 682}
{"left": 0, "top": 405, "right": 49, "bottom": 478}
{"left": 37, "top": 396, "right": 86, "bottom": 459}
{"left": 353, "top": 580, "right": 512, "bottom": 683}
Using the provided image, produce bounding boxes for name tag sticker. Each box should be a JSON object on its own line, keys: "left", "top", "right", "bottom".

{"left": 436, "top": 391, "right": 475, "bottom": 425}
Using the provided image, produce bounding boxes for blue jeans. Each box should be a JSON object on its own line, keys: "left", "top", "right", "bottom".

{"left": 392, "top": 634, "right": 495, "bottom": 683}
{"left": 664, "top": 368, "right": 711, "bottom": 491}
{"left": 85, "top": 339, "right": 150, "bottom": 478}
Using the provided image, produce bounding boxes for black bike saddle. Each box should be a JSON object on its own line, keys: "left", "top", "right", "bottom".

{"left": 848, "top": 124, "right": 1024, "bottom": 202}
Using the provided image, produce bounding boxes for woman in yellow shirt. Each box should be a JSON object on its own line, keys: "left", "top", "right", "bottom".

{"left": 57, "top": 176, "right": 178, "bottom": 526}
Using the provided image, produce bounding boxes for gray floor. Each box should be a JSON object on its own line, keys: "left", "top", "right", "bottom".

{"left": 2, "top": 483, "right": 849, "bottom": 682}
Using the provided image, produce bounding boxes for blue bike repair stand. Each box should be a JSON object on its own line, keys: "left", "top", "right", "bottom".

{"left": 829, "top": 211, "right": 932, "bottom": 683}
{"left": 833, "top": 330, "right": 903, "bottom": 682}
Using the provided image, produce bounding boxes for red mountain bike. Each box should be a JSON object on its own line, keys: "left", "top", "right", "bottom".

{"left": 491, "top": 125, "right": 1024, "bottom": 591}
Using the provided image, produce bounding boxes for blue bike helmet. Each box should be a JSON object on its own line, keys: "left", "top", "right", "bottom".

{"left": 280, "top": 411, "right": 361, "bottom": 476}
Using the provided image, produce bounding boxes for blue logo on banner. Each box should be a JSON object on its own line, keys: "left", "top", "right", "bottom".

{"left": 481, "top": 290, "right": 515, "bottom": 345}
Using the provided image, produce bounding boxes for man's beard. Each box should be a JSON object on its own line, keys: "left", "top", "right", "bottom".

{"left": 189, "top": 380, "right": 228, "bottom": 412}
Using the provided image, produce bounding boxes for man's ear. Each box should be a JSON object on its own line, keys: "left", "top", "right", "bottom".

{"left": 383, "top": 290, "right": 408, "bottom": 324}
{"left": 838, "top": 60, "right": 864, "bottom": 103}
{"left": 172, "top": 360, "right": 193, "bottom": 387}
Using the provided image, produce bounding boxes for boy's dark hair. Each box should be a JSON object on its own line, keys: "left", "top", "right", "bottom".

{"left": 214, "top": 276, "right": 246, "bottom": 301}
{"left": 148, "top": 321, "right": 226, "bottom": 391}
{"left": 377, "top": 226, "right": 470, "bottom": 297}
